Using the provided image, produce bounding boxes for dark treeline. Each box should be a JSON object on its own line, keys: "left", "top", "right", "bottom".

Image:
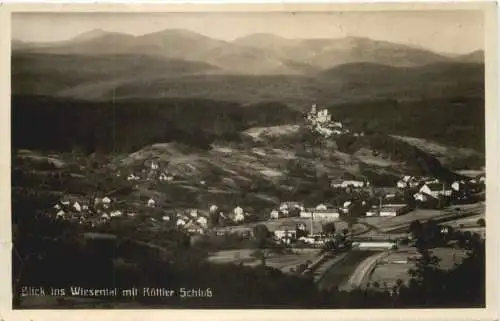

{"left": 327, "top": 97, "right": 485, "bottom": 152}
{"left": 12, "top": 95, "right": 303, "bottom": 154}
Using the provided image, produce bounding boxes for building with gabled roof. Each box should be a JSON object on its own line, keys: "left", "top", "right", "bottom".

{"left": 419, "top": 182, "right": 452, "bottom": 198}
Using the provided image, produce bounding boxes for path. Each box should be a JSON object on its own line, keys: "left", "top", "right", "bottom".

{"left": 339, "top": 251, "right": 389, "bottom": 292}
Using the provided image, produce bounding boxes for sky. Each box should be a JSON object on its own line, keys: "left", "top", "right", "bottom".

{"left": 12, "top": 11, "right": 484, "bottom": 54}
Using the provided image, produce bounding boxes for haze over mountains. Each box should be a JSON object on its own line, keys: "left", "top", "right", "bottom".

{"left": 14, "top": 28, "right": 483, "bottom": 72}
{"left": 12, "top": 28, "right": 484, "bottom": 106}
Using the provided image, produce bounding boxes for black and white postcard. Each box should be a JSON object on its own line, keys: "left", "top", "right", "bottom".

{"left": 1, "top": 2, "right": 498, "bottom": 321}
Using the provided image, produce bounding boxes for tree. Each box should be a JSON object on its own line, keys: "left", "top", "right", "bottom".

{"left": 477, "top": 218, "right": 485, "bottom": 227}
{"left": 408, "top": 220, "right": 423, "bottom": 240}
{"left": 252, "top": 224, "right": 272, "bottom": 266}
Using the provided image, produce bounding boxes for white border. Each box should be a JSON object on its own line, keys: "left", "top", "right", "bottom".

{"left": 0, "top": 2, "right": 498, "bottom": 321}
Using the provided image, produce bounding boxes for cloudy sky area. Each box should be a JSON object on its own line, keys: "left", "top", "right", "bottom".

{"left": 12, "top": 11, "right": 484, "bottom": 54}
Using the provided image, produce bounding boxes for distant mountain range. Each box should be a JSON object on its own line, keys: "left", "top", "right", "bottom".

{"left": 13, "top": 28, "right": 484, "bottom": 74}
{"left": 11, "top": 28, "right": 484, "bottom": 105}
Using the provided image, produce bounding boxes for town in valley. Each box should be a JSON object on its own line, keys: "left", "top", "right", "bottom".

{"left": 11, "top": 11, "right": 487, "bottom": 309}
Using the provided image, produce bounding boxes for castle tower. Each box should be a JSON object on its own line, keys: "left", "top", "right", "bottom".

{"left": 311, "top": 104, "right": 317, "bottom": 114}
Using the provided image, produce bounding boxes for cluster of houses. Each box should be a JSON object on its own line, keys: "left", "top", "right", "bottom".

{"left": 396, "top": 174, "right": 485, "bottom": 204}
{"left": 50, "top": 191, "right": 256, "bottom": 236}
{"left": 175, "top": 204, "right": 252, "bottom": 234}
{"left": 271, "top": 221, "right": 351, "bottom": 249}
{"left": 51, "top": 196, "right": 134, "bottom": 227}
{"left": 122, "top": 160, "right": 175, "bottom": 183}
{"left": 330, "top": 179, "right": 369, "bottom": 189}
{"left": 270, "top": 198, "right": 408, "bottom": 222}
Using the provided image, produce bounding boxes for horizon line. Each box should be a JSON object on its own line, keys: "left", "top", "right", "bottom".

{"left": 11, "top": 27, "right": 485, "bottom": 57}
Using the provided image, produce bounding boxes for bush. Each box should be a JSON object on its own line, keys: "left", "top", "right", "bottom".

{"left": 476, "top": 218, "right": 485, "bottom": 227}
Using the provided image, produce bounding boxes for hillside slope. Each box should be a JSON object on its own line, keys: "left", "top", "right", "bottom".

{"left": 11, "top": 95, "right": 303, "bottom": 154}
{"left": 11, "top": 52, "right": 484, "bottom": 107}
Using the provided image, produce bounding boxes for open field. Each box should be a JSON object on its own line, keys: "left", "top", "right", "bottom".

{"left": 358, "top": 203, "right": 485, "bottom": 235}
{"left": 364, "top": 247, "right": 469, "bottom": 290}
{"left": 206, "top": 249, "right": 257, "bottom": 264}
{"left": 207, "top": 248, "right": 321, "bottom": 274}
{"left": 445, "top": 213, "right": 485, "bottom": 228}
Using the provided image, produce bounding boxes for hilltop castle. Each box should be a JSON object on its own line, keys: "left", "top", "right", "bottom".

{"left": 305, "top": 104, "right": 347, "bottom": 138}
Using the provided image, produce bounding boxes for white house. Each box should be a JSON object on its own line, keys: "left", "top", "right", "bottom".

{"left": 162, "top": 215, "right": 170, "bottom": 221}
{"left": 379, "top": 204, "right": 410, "bottom": 217}
{"left": 342, "top": 180, "right": 366, "bottom": 188}
{"left": 270, "top": 210, "right": 281, "bottom": 219}
{"left": 110, "top": 210, "right": 123, "bottom": 218}
{"left": 397, "top": 180, "right": 408, "bottom": 189}
{"left": 127, "top": 212, "right": 137, "bottom": 217}
{"left": 419, "top": 183, "right": 452, "bottom": 198}
{"left": 233, "top": 213, "right": 245, "bottom": 223}
{"left": 451, "top": 181, "right": 462, "bottom": 192}
{"left": 102, "top": 197, "right": 112, "bottom": 209}
{"left": 234, "top": 206, "right": 244, "bottom": 216}
{"left": 315, "top": 204, "right": 328, "bottom": 211}
{"left": 300, "top": 208, "right": 340, "bottom": 221}
{"left": 147, "top": 198, "right": 156, "bottom": 207}
{"left": 279, "top": 202, "right": 304, "bottom": 212}
{"left": 197, "top": 216, "right": 208, "bottom": 228}
{"left": 101, "top": 213, "right": 110, "bottom": 219}
{"left": 82, "top": 205, "right": 89, "bottom": 211}
{"left": 233, "top": 207, "right": 245, "bottom": 223}
{"left": 274, "top": 224, "right": 298, "bottom": 241}
{"left": 151, "top": 162, "right": 159, "bottom": 170}
{"left": 209, "top": 205, "right": 218, "bottom": 213}
{"left": 73, "top": 202, "right": 82, "bottom": 212}
{"left": 384, "top": 194, "right": 396, "bottom": 200}
{"left": 176, "top": 219, "right": 186, "bottom": 226}
{"left": 159, "top": 172, "right": 171, "bottom": 181}
{"left": 56, "top": 210, "right": 65, "bottom": 218}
